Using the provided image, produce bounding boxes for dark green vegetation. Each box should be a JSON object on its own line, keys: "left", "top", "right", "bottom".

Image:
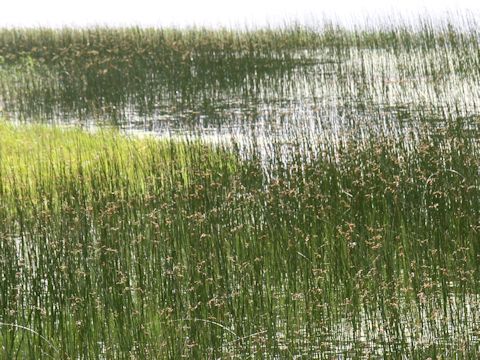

{"left": 1, "top": 22, "right": 480, "bottom": 358}
{"left": 2, "top": 23, "right": 480, "bottom": 125}
{"left": 0, "top": 26, "right": 322, "bottom": 122}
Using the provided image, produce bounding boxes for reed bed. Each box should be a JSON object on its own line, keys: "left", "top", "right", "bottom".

{"left": 1, "top": 21, "right": 479, "bottom": 124}
{"left": 1, "top": 20, "right": 480, "bottom": 358}
{"left": 1, "top": 121, "right": 479, "bottom": 358}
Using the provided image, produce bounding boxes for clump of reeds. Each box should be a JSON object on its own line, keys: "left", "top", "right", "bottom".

{"left": 1, "top": 120, "right": 479, "bottom": 358}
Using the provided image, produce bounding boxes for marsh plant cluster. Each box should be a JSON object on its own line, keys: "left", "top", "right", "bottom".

{"left": 1, "top": 19, "right": 480, "bottom": 358}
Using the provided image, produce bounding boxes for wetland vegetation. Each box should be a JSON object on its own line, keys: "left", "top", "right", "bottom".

{"left": 1, "top": 19, "right": 480, "bottom": 358}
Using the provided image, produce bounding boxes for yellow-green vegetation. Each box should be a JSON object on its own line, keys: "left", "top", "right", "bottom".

{"left": 0, "top": 122, "right": 214, "bottom": 195}
{"left": 1, "top": 20, "right": 480, "bottom": 358}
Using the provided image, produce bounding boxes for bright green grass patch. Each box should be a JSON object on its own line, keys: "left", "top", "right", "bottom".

{"left": 0, "top": 121, "right": 236, "bottom": 199}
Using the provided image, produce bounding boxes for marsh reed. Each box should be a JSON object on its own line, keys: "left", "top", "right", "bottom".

{"left": 1, "top": 19, "right": 480, "bottom": 358}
